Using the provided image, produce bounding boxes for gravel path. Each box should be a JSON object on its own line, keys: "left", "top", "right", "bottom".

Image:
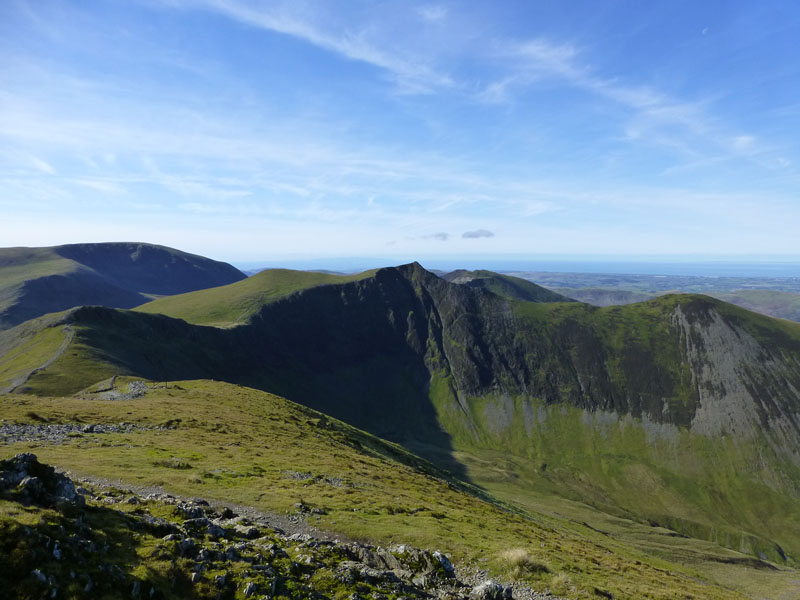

{"left": 2, "top": 324, "right": 74, "bottom": 393}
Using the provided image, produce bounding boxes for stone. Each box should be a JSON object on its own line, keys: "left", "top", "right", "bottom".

{"left": 433, "top": 551, "right": 455, "bottom": 577}
{"left": 177, "top": 538, "right": 198, "bottom": 558}
{"left": 470, "top": 580, "right": 505, "bottom": 600}
{"left": 32, "top": 569, "right": 47, "bottom": 583}
{"left": 243, "top": 581, "right": 257, "bottom": 597}
{"left": 207, "top": 524, "right": 226, "bottom": 540}
{"left": 235, "top": 525, "right": 260, "bottom": 539}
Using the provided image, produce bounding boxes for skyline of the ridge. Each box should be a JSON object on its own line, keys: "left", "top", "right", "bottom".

{"left": 2, "top": 1, "right": 800, "bottom": 261}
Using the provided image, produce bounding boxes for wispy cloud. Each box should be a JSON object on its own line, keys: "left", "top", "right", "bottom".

{"left": 423, "top": 232, "right": 450, "bottom": 241}
{"left": 30, "top": 155, "right": 56, "bottom": 175}
{"left": 481, "top": 37, "right": 775, "bottom": 167}
{"left": 179, "top": 0, "right": 453, "bottom": 93}
{"left": 418, "top": 5, "right": 448, "bottom": 23}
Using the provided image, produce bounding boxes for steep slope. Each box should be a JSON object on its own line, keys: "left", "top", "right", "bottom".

{"left": 710, "top": 289, "right": 800, "bottom": 323}
{"left": 135, "top": 267, "right": 376, "bottom": 327}
{"left": 5, "top": 263, "right": 800, "bottom": 564}
{"left": 1, "top": 380, "right": 786, "bottom": 599}
{"left": 0, "top": 243, "right": 246, "bottom": 330}
{"left": 443, "top": 269, "right": 574, "bottom": 303}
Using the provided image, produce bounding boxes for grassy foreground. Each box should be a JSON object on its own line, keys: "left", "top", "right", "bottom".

{"left": 2, "top": 379, "right": 794, "bottom": 599}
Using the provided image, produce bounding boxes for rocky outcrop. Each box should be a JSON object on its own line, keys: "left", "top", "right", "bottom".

{"left": 0, "top": 455, "right": 555, "bottom": 600}
{"left": 0, "top": 453, "right": 84, "bottom": 507}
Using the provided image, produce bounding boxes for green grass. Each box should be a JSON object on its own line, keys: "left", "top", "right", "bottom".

{"left": 711, "top": 290, "right": 800, "bottom": 324}
{"left": 0, "top": 247, "right": 77, "bottom": 289}
{"left": 0, "top": 248, "right": 78, "bottom": 324}
{"left": 444, "top": 395, "right": 800, "bottom": 561}
{"left": 0, "top": 313, "right": 71, "bottom": 392}
{"left": 446, "top": 270, "right": 573, "bottom": 303}
{"left": 0, "top": 379, "right": 773, "bottom": 599}
{"left": 134, "top": 268, "right": 377, "bottom": 327}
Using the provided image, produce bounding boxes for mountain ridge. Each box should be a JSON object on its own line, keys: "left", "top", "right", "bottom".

{"left": 0, "top": 242, "right": 246, "bottom": 330}
{"left": 3, "top": 260, "right": 800, "bottom": 565}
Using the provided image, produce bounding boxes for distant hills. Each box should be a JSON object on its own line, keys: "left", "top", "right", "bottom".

{"left": 516, "top": 270, "right": 800, "bottom": 322}
{"left": 441, "top": 269, "right": 574, "bottom": 303}
{"left": 0, "top": 243, "right": 245, "bottom": 329}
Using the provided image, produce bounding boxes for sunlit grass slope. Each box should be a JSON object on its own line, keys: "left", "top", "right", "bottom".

{"left": 0, "top": 379, "right": 781, "bottom": 599}
{"left": 134, "top": 268, "right": 376, "bottom": 327}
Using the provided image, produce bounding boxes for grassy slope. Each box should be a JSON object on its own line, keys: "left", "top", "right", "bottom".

{"left": 427, "top": 295, "right": 800, "bottom": 565}
{"left": 0, "top": 247, "right": 77, "bottom": 288}
{"left": 5, "top": 281, "right": 800, "bottom": 594}
{"left": 445, "top": 270, "right": 573, "bottom": 303}
{"left": 0, "top": 248, "right": 78, "bottom": 324}
{"left": 0, "top": 312, "right": 72, "bottom": 392}
{"left": 554, "top": 287, "right": 656, "bottom": 306}
{"left": 1, "top": 379, "right": 786, "bottom": 600}
{"left": 134, "top": 268, "right": 376, "bottom": 327}
{"left": 711, "top": 290, "right": 800, "bottom": 323}
{"left": 0, "top": 243, "right": 247, "bottom": 330}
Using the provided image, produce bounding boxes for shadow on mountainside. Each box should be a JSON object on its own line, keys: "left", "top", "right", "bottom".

{"left": 70, "top": 265, "right": 473, "bottom": 482}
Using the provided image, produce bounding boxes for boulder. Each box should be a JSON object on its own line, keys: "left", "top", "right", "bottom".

{"left": 0, "top": 453, "right": 85, "bottom": 507}
{"left": 470, "top": 580, "right": 507, "bottom": 600}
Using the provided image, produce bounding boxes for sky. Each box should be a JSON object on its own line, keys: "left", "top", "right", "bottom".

{"left": 1, "top": 0, "right": 800, "bottom": 264}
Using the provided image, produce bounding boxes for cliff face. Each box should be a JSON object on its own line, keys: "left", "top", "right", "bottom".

{"left": 48, "top": 262, "right": 800, "bottom": 453}
{"left": 14, "top": 262, "right": 800, "bottom": 561}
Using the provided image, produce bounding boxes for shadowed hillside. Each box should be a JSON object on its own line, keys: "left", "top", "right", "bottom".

{"left": 0, "top": 243, "right": 246, "bottom": 330}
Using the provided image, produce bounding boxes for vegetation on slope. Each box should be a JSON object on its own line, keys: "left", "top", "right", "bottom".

{"left": 135, "top": 268, "right": 375, "bottom": 327}
{"left": 0, "top": 243, "right": 246, "bottom": 330}
{"left": 4, "top": 264, "right": 800, "bottom": 583}
{"left": 442, "top": 270, "right": 574, "bottom": 303}
{"left": 710, "top": 289, "right": 800, "bottom": 323}
{"left": 0, "top": 379, "right": 780, "bottom": 599}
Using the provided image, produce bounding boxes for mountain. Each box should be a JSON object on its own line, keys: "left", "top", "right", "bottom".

{"left": 3, "top": 261, "right": 800, "bottom": 569}
{"left": 135, "top": 267, "right": 375, "bottom": 327}
{"left": 710, "top": 289, "right": 800, "bottom": 323}
{"left": 442, "top": 269, "right": 574, "bottom": 303}
{"left": 0, "top": 243, "right": 246, "bottom": 330}
{"left": 554, "top": 287, "right": 655, "bottom": 306}
{"left": 548, "top": 287, "right": 800, "bottom": 323}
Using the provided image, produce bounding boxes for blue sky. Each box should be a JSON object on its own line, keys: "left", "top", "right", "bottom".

{"left": 1, "top": 0, "right": 799, "bottom": 263}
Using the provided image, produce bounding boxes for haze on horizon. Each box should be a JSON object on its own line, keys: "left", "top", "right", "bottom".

{"left": 2, "top": 1, "right": 799, "bottom": 263}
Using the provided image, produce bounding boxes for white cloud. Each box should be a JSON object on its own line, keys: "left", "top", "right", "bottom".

{"left": 418, "top": 5, "right": 448, "bottom": 23}
{"left": 731, "top": 135, "right": 756, "bottom": 153}
{"left": 182, "top": 0, "right": 453, "bottom": 93}
{"left": 71, "top": 178, "right": 124, "bottom": 194}
{"left": 31, "top": 155, "right": 55, "bottom": 175}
